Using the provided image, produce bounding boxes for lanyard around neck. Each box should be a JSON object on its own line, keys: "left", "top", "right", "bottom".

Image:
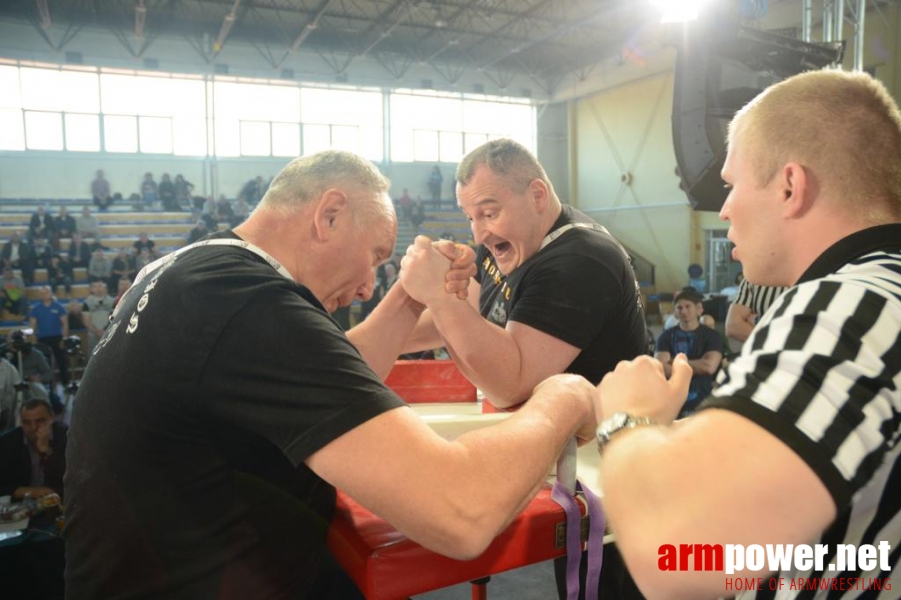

{"left": 131, "top": 237, "right": 294, "bottom": 289}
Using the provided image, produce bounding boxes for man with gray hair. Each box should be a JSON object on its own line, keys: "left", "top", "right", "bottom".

{"left": 64, "top": 150, "right": 600, "bottom": 600}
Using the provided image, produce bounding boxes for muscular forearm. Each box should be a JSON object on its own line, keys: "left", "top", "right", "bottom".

{"left": 599, "top": 411, "right": 836, "bottom": 599}
{"left": 427, "top": 296, "right": 530, "bottom": 407}
{"left": 347, "top": 284, "right": 426, "bottom": 379}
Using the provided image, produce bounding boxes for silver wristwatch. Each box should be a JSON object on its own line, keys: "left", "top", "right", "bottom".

{"left": 596, "top": 412, "right": 655, "bottom": 454}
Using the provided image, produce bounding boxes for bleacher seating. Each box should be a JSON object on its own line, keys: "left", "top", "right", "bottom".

{"left": 1, "top": 199, "right": 200, "bottom": 339}
{"left": 394, "top": 200, "right": 473, "bottom": 253}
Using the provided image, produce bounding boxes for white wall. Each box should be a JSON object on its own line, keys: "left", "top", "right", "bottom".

{"left": 571, "top": 68, "right": 699, "bottom": 293}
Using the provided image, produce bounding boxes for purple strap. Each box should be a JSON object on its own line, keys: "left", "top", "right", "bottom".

{"left": 551, "top": 479, "right": 606, "bottom": 600}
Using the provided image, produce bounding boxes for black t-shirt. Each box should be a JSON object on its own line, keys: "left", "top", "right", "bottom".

{"left": 656, "top": 324, "right": 724, "bottom": 409}
{"left": 64, "top": 231, "right": 404, "bottom": 600}
{"left": 475, "top": 205, "right": 647, "bottom": 384}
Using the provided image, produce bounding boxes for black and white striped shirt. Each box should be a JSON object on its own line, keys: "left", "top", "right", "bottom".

{"left": 733, "top": 278, "right": 789, "bottom": 319}
{"left": 705, "top": 224, "right": 901, "bottom": 599}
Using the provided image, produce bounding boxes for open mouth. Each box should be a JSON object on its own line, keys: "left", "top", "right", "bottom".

{"left": 492, "top": 241, "right": 512, "bottom": 259}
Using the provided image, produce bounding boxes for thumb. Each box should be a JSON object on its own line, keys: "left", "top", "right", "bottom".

{"left": 669, "top": 353, "right": 692, "bottom": 395}
{"left": 431, "top": 240, "right": 457, "bottom": 261}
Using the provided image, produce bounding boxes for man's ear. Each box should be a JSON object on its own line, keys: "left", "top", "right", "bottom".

{"left": 529, "top": 178, "right": 550, "bottom": 212}
{"left": 780, "top": 162, "right": 815, "bottom": 219}
{"left": 312, "top": 189, "right": 349, "bottom": 241}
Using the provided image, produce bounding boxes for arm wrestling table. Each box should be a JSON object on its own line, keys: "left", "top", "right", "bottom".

{"left": 327, "top": 360, "right": 607, "bottom": 600}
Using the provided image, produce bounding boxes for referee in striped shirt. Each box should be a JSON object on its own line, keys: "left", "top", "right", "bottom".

{"left": 592, "top": 68, "right": 900, "bottom": 599}
{"left": 725, "top": 279, "right": 787, "bottom": 344}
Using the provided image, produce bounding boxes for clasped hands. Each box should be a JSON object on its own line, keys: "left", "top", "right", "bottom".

{"left": 399, "top": 235, "right": 476, "bottom": 306}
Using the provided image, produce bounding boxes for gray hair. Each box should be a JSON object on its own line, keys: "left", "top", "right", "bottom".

{"left": 456, "top": 138, "right": 555, "bottom": 197}
{"left": 259, "top": 151, "right": 392, "bottom": 225}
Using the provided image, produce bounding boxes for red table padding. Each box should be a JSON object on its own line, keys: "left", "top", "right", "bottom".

{"left": 328, "top": 486, "right": 584, "bottom": 599}
{"left": 385, "top": 360, "right": 476, "bottom": 403}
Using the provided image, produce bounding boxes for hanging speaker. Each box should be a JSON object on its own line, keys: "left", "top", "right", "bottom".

{"left": 672, "top": 18, "right": 843, "bottom": 212}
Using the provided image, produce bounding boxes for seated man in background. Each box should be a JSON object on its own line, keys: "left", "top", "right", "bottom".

{"left": 64, "top": 150, "right": 599, "bottom": 600}
{"left": 591, "top": 69, "right": 900, "bottom": 598}
{"left": 28, "top": 205, "right": 54, "bottom": 242}
{"left": 52, "top": 205, "right": 77, "bottom": 250}
{"left": 0, "top": 266, "right": 29, "bottom": 318}
{"left": 67, "top": 232, "right": 91, "bottom": 270}
{"left": 75, "top": 206, "right": 100, "bottom": 240}
{"left": 81, "top": 281, "right": 114, "bottom": 358}
{"left": 0, "top": 398, "right": 67, "bottom": 500}
{"left": 654, "top": 287, "right": 723, "bottom": 417}
{"left": 1, "top": 231, "right": 35, "bottom": 286}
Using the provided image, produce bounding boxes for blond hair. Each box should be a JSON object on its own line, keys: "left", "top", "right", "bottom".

{"left": 259, "top": 150, "right": 392, "bottom": 226}
{"left": 456, "top": 138, "right": 557, "bottom": 198}
{"left": 729, "top": 69, "right": 901, "bottom": 222}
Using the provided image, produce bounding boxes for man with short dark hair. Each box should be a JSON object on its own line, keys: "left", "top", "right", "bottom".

{"left": 654, "top": 288, "right": 723, "bottom": 416}
{"left": 0, "top": 398, "right": 67, "bottom": 500}
{"left": 394, "top": 138, "right": 648, "bottom": 599}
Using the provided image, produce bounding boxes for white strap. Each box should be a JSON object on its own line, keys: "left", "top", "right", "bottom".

{"left": 112, "top": 238, "right": 293, "bottom": 321}
{"left": 539, "top": 222, "right": 609, "bottom": 252}
{"left": 132, "top": 238, "right": 294, "bottom": 288}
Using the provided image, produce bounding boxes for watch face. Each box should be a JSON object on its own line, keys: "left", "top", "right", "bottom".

{"left": 607, "top": 413, "right": 629, "bottom": 430}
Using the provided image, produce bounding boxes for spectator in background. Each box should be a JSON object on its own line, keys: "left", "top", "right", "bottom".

{"left": 718, "top": 272, "right": 743, "bottom": 303}
{"left": 88, "top": 234, "right": 110, "bottom": 254}
{"left": 29, "top": 205, "right": 54, "bottom": 242}
{"left": 53, "top": 206, "right": 77, "bottom": 250}
{"left": 81, "top": 281, "right": 114, "bottom": 359}
{"left": 29, "top": 285, "right": 69, "bottom": 386}
{"left": 0, "top": 266, "right": 29, "bottom": 318}
{"left": 47, "top": 254, "right": 73, "bottom": 298}
{"left": 1, "top": 231, "right": 35, "bottom": 286}
{"left": 0, "top": 398, "right": 68, "bottom": 501}
{"left": 158, "top": 174, "right": 178, "bottom": 212}
{"left": 92, "top": 170, "right": 113, "bottom": 211}
{"left": 67, "top": 232, "right": 91, "bottom": 270}
{"left": 134, "top": 248, "right": 153, "bottom": 272}
{"left": 428, "top": 165, "right": 443, "bottom": 209}
{"left": 8, "top": 330, "right": 54, "bottom": 408}
{"left": 112, "top": 277, "right": 132, "bottom": 309}
{"left": 76, "top": 206, "right": 100, "bottom": 240}
{"left": 173, "top": 174, "right": 194, "bottom": 211}
{"left": 397, "top": 188, "right": 413, "bottom": 221}
{"left": 110, "top": 248, "right": 135, "bottom": 292}
{"left": 410, "top": 196, "right": 426, "bottom": 233}
{"left": 232, "top": 196, "right": 251, "bottom": 226}
{"left": 32, "top": 234, "right": 52, "bottom": 270}
{"left": 202, "top": 195, "right": 217, "bottom": 230}
{"left": 88, "top": 248, "right": 112, "bottom": 288}
{"left": 187, "top": 220, "right": 209, "bottom": 245}
{"left": 654, "top": 288, "right": 723, "bottom": 417}
{"left": 215, "top": 194, "right": 234, "bottom": 225}
{"left": 239, "top": 175, "right": 265, "bottom": 206}
{"left": 140, "top": 172, "right": 158, "bottom": 210}
{"left": 132, "top": 232, "right": 156, "bottom": 259}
